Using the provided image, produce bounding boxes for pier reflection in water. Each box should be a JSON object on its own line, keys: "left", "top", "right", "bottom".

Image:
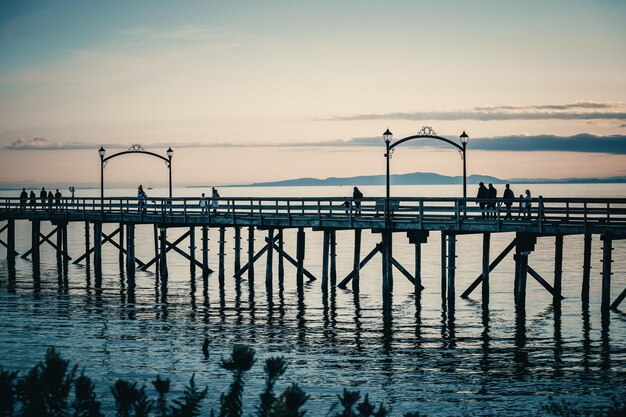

{"left": 1, "top": 212, "right": 626, "bottom": 415}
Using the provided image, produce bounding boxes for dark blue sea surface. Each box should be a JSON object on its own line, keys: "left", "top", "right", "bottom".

{"left": 1, "top": 185, "right": 625, "bottom": 416}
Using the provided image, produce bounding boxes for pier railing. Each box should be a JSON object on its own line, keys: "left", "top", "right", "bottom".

{"left": 2, "top": 196, "right": 626, "bottom": 234}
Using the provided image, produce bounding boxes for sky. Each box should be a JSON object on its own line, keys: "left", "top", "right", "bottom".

{"left": 0, "top": 0, "right": 625, "bottom": 188}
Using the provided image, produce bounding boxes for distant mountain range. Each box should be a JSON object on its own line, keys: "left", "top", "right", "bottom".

{"left": 200, "top": 172, "right": 626, "bottom": 188}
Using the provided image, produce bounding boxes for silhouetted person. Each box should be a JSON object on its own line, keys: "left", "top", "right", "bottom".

{"left": 137, "top": 185, "right": 147, "bottom": 213}
{"left": 54, "top": 189, "right": 62, "bottom": 210}
{"left": 476, "top": 182, "right": 488, "bottom": 218}
{"left": 47, "top": 190, "right": 53, "bottom": 211}
{"left": 19, "top": 188, "right": 27, "bottom": 210}
{"left": 39, "top": 187, "right": 47, "bottom": 209}
{"left": 517, "top": 194, "right": 524, "bottom": 218}
{"left": 29, "top": 191, "right": 36, "bottom": 210}
{"left": 200, "top": 192, "right": 208, "bottom": 214}
{"left": 538, "top": 195, "right": 546, "bottom": 220}
{"left": 210, "top": 187, "right": 220, "bottom": 214}
{"left": 487, "top": 183, "right": 497, "bottom": 219}
{"left": 353, "top": 186, "right": 363, "bottom": 215}
{"left": 503, "top": 184, "right": 514, "bottom": 219}
{"left": 524, "top": 189, "right": 532, "bottom": 219}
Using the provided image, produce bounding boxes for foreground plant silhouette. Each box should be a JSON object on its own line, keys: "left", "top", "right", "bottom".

{"left": 0, "top": 346, "right": 430, "bottom": 417}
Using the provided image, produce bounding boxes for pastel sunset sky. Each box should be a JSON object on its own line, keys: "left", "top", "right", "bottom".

{"left": 0, "top": 0, "right": 625, "bottom": 187}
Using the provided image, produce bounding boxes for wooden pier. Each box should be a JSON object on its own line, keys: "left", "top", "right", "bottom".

{"left": 1, "top": 195, "right": 625, "bottom": 323}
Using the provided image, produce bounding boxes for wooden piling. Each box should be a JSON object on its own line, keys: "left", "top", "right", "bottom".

{"left": 554, "top": 234, "right": 563, "bottom": 304}
{"left": 440, "top": 232, "right": 447, "bottom": 300}
{"left": 56, "top": 224, "right": 63, "bottom": 268}
{"left": 482, "top": 233, "right": 490, "bottom": 306}
{"left": 189, "top": 227, "right": 196, "bottom": 276}
{"left": 322, "top": 230, "right": 330, "bottom": 293}
{"left": 352, "top": 229, "right": 362, "bottom": 292}
{"left": 93, "top": 222, "right": 102, "bottom": 277}
{"left": 382, "top": 231, "right": 393, "bottom": 296}
{"left": 329, "top": 230, "right": 337, "bottom": 287}
{"left": 582, "top": 234, "right": 592, "bottom": 304}
{"left": 248, "top": 226, "right": 255, "bottom": 280}
{"left": 7, "top": 219, "right": 15, "bottom": 268}
{"left": 601, "top": 235, "right": 613, "bottom": 315}
{"left": 84, "top": 221, "right": 90, "bottom": 270}
{"left": 219, "top": 226, "right": 226, "bottom": 281}
{"left": 447, "top": 233, "right": 456, "bottom": 313}
{"left": 233, "top": 226, "right": 241, "bottom": 277}
{"left": 515, "top": 252, "right": 529, "bottom": 307}
{"left": 414, "top": 241, "right": 422, "bottom": 295}
{"left": 61, "top": 223, "right": 68, "bottom": 265}
{"left": 265, "top": 228, "right": 274, "bottom": 290}
{"left": 202, "top": 226, "right": 209, "bottom": 279}
{"left": 153, "top": 224, "right": 159, "bottom": 275}
{"left": 126, "top": 223, "right": 135, "bottom": 278}
{"left": 296, "top": 227, "right": 305, "bottom": 288}
{"left": 159, "top": 227, "right": 168, "bottom": 279}
{"left": 118, "top": 222, "right": 124, "bottom": 268}
{"left": 278, "top": 229, "right": 285, "bottom": 282}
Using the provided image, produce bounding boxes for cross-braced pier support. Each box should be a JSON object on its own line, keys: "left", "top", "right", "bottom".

{"left": 0, "top": 220, "right": 18, "bottom": 268}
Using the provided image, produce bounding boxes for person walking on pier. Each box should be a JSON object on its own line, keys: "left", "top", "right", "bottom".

{"left": 487, "top": 183, "right": 497, "bottom": 219}
{"left": 503, "top": 184, "right": 514, "bottom": 219}
{"left": 210, "top": 187, "right": 220, "bottom": 214}
{"left": 476, "top": 182, "right": 488, "bottom": 218}
{"left": 29, "top": 190, "right": 36, "bottom": 210}
{"left": 200, "top": 192, "right": 208, "bottom": 214}
{"left": 47, "top": 190, "right": 54, "bottom": 211}
{"left": 538, "top": 195, "right": 546, "bottom": 220}
{"left": 54, "top": 189, "right": 62, "bottom": 210}
{"left": 353, "top": 186, "right": 363, "bottom": 216}
{"left": 524, "top": 189, "right": 532, "bottom": 219}
{"left": 19, "top": 188, "right": 27, "bottom": 211}
{"left": 39, "top": 187, "right": 47, "bottom": 210}
{"left": 137, "top": 185, "right": 148, "bottom": 213}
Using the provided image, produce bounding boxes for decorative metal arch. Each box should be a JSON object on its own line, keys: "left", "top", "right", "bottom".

{"left": 102, "top": 144, "right": 171, "bottom": 168}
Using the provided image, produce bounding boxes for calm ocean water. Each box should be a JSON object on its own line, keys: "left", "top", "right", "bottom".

{"left": 1, "top": 184, "right": 625, "bottom": 416}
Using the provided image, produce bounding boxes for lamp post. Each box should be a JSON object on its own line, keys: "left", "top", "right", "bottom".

{"left": 98, "top": 146, "right": 105, "bottom": 212}
{"left": 460, "top": 131, "right": 469, "bottom": 200}
{"left": 167, "top": 147, "right": 174, "bottom": 199}
{"left": 383, "top": 129, "right": 393, "bottom": 227}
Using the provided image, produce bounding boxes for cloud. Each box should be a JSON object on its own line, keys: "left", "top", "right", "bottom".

{"left": 324, "top": 101, "right": 626, "bottom": 122}
{"left": 5, "top": 134, "right": 626, "bottom": 154}
{"left": 7, "top": 137, "right": 65, "bottom": 150}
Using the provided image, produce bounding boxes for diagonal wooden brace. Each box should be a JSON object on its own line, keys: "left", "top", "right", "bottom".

{"left": 611, "top": 287, "right": 626, "bottom": 310}
{"left": 461, "top": 238, "right": 517, "bottom": 298}
{"left": 21, "top": 228, "right": 58, "bottom": 259}
{"left": 527, "top": 265, "right": 564, "bottom": 300}
{"left": 141, "top": 230, "right": 192, "bottom": 271}
{"left": 166, "top": 239, "right": 205, "bottom": 270}
{"left": 106, "top": 235, "right": 146, "bottom": 267}
{"left": 268, "top": 239, "right": 317, "bottom": 281}
{"left": 338, "top": 243, "right": 381, "bottom": 289}
{"left": 73, "top": 228, "right": 121, "bottom": 264}
{"left": 38, "top": 231, "right": 72, "bottom": 260}
{"left": 234, "top": 234, "right": 280, "bottom": 278}
{"left": 0, "top": 238, "right": 19, "bottom": 256}
{"left": 390, "top": 256, "right": 423, "bottom": 289}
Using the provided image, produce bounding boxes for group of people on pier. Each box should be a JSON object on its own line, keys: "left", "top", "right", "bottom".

{"left": 19, "top": 187, "right": 69, "bottom": 211}
{"left": 476, "top": 183, "right": 544, "bottom": 220}
{"left": 199, "top": 187, "right": 220, "bottom": 214}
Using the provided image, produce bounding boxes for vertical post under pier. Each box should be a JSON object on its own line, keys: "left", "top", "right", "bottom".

{"left": 189, "top": 227, "right": 196, "bottom": 277}
{"left": 447, "top": 233, "right": 456, "bottom": 314}
{"left": 219, "top": 226, "right": 226, "bottom": 281}
{"left": 248, "top": 227, "right": 255, "bottom": 281}
{"left": 582, "top": 234, "right": 592, "bottom": 304}
{"left": 515, "top": 252, "right": 529, "bottom": 308}
{"left": 482, "top": 233, "right": 490, "bottom": 306}
{"left": 118, "top": 222, "right": 124, "bottom": 269}
{"left": 153, "top": 224, "right": 159, "bottom": 276}
{"left": 265, "top": 228, "right": 275, "bottom": 290}
{"left": 329, "top": 230, "right": 337, "bottom": 287}
{"left": 202, "top": 226, "right": 209, "bottom": 279}
{"left": 7, "top": 219, "right": 15, "bottom": 268}
{"left": 31, "top": 220, "right": 41, "bottom": 268}
{"left": 233, "top": 226, "right": 241, "bottom": 277}
{"left": 126, "top": 223, "right": 135, "bottom": 278}
{"left": 554, "top": 234, "right": 563, "bottom": 305}
{"left": 352, "top": 229, "right": 362, "bottom": 292}
{"left": 93, "top": 222, "right": 102, "bottom": 278}
{"left": 84, "top": 221, "right": 90, "bottom": 270}
{"left": 382, "top": 231, "right": 393, "bottom": 296}
{"left": 278, "top": 229, "right": 285, "bottom": 283}
{"left": 296, "top": 227, "right": 305, "bottom": 289}
{"left": 159, "top": 227, "right": 168, "bottom": 279}
{"left": 440, "top": 232, "right": 447, "bottom": 300}
{"left": 601, "top": 235, "right": 613, "bottom": 316}
{"left": 62, "top": 223, "right": 68, "bottom": 266}
{"left": 321, "top": 230, "right": 330, "bottom": 293}
{"left": 56, "top": 223, "right": 63, "bottom": 269}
